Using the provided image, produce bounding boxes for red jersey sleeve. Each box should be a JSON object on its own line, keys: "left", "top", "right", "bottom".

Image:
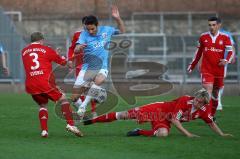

{"left": 67, "top": 32, "right": 81, "bottom": 61}
{"left": 172, "top": 96, "right": 190, "bottom": 120}
{"left": 199, "top": 104, "right": 213, "bottom": 124}
{"left": 188, "top": 37, "right": 204, "bottom": 71}
{"left": 47, "top": 46, "right": 67, "bottom": 66}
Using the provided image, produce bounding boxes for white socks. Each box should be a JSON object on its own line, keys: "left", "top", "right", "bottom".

{"left": 80, "top": 96, "right": 91, "bottom": 110}
{"left": 80, "top": 84, "right": 101, "bottom": 110}
{"left": 116, "top": 112, "right": 121, "bottom": 120}
{"left": 74, "top": 98, "right": 83, "bottom": 108}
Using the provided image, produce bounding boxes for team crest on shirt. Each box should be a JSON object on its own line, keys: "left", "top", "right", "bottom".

{"left": 102, "top": 33, "right": 107, "bottom": 39}
{"left": 219, "top": 40, "right": 223, "bottom": 45}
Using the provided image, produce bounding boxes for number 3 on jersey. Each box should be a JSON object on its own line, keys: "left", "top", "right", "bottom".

{"left": 29, "top": 53, "right": 40, "bottom": 70}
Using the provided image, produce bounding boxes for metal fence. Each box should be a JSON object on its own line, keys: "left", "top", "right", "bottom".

{"left": 110, "top": 33, "right": 240, "bottom": 84}
{"left": 131, "top": 12, "right": 218, "bottom": 35}
{"left": 0, "top": 8, "right": 239, "bottom": 86}
{"left": 0, "top": 7, "right": 26, "bottom": 83}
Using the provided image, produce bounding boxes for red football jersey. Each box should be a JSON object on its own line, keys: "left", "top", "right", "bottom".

{"left": 67, "top": 31, "right": 84, "bottom": 75}
{"left": 137, "top": 96, "right": 213, "bottom": 124}
{"left": 189, "top": 31, "right": 234, "bottom": 77}
{"left": 172, "top": 96, "right": 213, "bottom": 124}
{"left": 22, "top": 42, "right": 67, "bottom": 94}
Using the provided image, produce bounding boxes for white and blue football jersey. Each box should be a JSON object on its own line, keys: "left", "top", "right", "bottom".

{"left": 76, "top": 26, "right": 120, "bottom": 71}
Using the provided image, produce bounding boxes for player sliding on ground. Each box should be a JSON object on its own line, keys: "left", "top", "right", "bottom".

{"left": 84, "top": 88, "right": 232, "bottom": 137}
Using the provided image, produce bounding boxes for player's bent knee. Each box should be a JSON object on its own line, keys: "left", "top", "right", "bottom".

{"left": 39, "top": 104, "right": 47, "bottom": 108}
{"left": 155, "top": 128, "right": 169, "bottom": 137}
{"left": 94, "top": 79, "right": 105, "bottom": 86}
{"left": 59, "top": 94, "right": 68, "bottom": 103}
{"left": 94, "top": 74, "right": 106, "bottom": 85}
{"left": 59, "top": 93, "right": 66, "bottom": 99}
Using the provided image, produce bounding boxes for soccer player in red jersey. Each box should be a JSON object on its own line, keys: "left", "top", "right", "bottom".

{"left": 21, "top": 32, "right": 83, "bottom": 137}
{"left": 187, "top": 17, "right": 234, "bottom": 117}
{"left": 67, "top": 16, "right": 97, "bottom": 117}
{"left": 84, "top": 89, "right": 232, "bottom": 137}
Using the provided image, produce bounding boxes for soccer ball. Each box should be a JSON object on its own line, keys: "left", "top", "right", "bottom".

{"left": 94, "top": 88, "right": 107, "bottom": 104}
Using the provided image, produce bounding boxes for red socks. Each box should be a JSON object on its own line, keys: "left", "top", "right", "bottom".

{"left": 93, "top": 112, "right": 117, "bottom": 123}
{"left": 61, "top": 102, "right": 74, "bottom": 126}
{"left": 39, "top": 108, "right": 48, "bottom": 131}
{"left": 91, "top": 100, "right": 96, "bottom": 112}
{"left": 139, "top": 130, "right": 154, "bottom": 136}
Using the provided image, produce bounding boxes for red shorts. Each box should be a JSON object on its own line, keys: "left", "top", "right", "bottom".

{"left": 201, "top": 73, "right": 224, "bottom": 88}
{"left": 128, "top": 104, "right": 171, "bottom": 132}
{"left": 31, "top": 88, "right": 63, "bottom": 105}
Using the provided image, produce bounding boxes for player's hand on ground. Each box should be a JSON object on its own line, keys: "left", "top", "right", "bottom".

{"left": 111, "top": 5, "right": 120, "bottom": 19}
{"left": 219, "top": 59, "right": 229, "bottom": 66}
{"left": 221, "top": 133, "right": 233, "bottom": 137}
{"left": 187, "top": 133, "right": 200, "bottom": 138}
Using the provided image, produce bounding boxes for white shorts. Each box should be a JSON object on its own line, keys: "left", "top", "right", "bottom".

{"left": 74, "top": 69, "right": 108, "bottom": 88}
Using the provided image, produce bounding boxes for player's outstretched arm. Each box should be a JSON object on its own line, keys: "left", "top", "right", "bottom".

{"left": 187, "top": 41, "right": 203, "bottom": 73}
{"left": 111, "top": 5, "right": 125, "bottom": 33}
{"left": 208, "top": 122, "right": 233, "bottom": 137}
{"left": 51, "top": 47, "right": 67, "bottom": 66}
{"left": 171, "top": 119, "right": 200, "bottom": 137}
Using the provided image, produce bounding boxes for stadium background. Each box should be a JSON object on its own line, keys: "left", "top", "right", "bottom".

{"left": 0, "top": 0, "right": 240, "bottom": 95}
{"left": 0, "top": 1, "right": 240, "bottom": 159}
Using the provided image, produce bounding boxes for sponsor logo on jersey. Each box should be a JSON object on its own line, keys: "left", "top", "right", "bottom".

{"left": 205, "top": 47, "right": 223, "bottom": 53}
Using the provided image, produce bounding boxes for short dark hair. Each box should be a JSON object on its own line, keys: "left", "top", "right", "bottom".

{"left": 84, "top": 15, "right": 98, "bottom": 26}
{"left": 208, "top": 16, "right": 221, "bottom": 24}
{"left": 31, "top": 32, "right": 44, "bottom": 42}
{"left": 82, "top": 16, "right": 87, "bottom": 24}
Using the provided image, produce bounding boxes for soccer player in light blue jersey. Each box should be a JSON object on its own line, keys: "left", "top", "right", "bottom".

{"left": 217, "top": 28, "right": 236, "bottom": 111}
{"left": 71, "top": 5, "right": 125, "bottom": 117}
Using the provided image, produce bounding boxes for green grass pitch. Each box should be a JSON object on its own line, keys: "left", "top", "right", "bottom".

{"left": 0, "top": 93, "right": 239, "bottom": 159}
